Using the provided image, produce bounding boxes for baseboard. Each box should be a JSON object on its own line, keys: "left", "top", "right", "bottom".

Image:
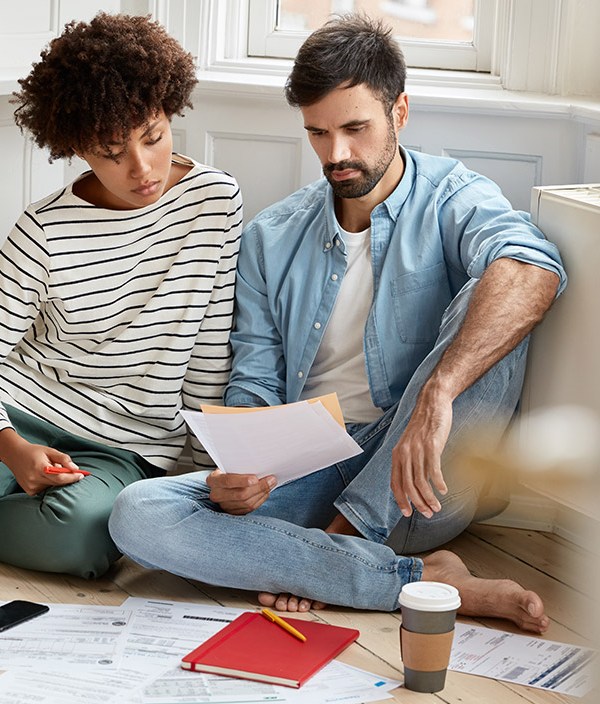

{"left": 553, "top": 506, "right": 600, "bottom": 552}
{"left": 480, "top": 487, "right": 599, "bottom": 550}
{"left": 479, "top": 489, "right": 557, "bottom": 532}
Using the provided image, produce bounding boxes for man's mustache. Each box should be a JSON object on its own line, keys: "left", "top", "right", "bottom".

{"left": 324, "top": 161, "right": 365, "bottom": 175}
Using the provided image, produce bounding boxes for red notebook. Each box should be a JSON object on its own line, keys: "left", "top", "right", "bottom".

{"left": 180, "top": 611, "right": 359, "bottom": 688}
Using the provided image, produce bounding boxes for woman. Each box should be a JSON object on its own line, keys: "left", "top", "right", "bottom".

{"left": 0, "top": 13, "right": 242, "bottom": 578}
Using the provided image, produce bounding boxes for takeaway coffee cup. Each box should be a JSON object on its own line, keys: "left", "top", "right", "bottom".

{"left": 398, "top": 581, "right": 461, "bottom": 692}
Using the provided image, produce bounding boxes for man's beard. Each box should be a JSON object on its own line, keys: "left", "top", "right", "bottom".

{"left": 323, "top": 125, "right": 398, "bottom": 199}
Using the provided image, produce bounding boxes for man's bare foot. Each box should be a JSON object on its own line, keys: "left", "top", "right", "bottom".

{"left": 256, "top": 514, "right": 360, "bottom": 612}
{"left": 422, "top": 550, "right": 550, "bottom": 634}
{"left": 257, "top": 592, "right": 326, "bottom": 612}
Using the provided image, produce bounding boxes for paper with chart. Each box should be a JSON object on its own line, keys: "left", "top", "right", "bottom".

{"left": 0, "top": 602, "right": 131, "bottom": 669}
{"left": 450, "top": 622, "right": 598, "bottom": 697}
{"left": 180, "top": 396, "right": 362, "bottom": 484}
{"left": 119, "top": 598, "right": 245, "bottom": 666}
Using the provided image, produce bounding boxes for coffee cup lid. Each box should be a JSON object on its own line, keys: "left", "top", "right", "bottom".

{"left": 398, "top": 581, "right": 461, "bottom": 611}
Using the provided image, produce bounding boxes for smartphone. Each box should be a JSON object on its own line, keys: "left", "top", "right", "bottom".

{"left": 0, "top": 600, "right": 49, "bottom": 632}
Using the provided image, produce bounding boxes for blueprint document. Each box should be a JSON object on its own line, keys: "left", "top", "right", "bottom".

{"left": 450, "top": 622, "right": 598, "bottom": 697}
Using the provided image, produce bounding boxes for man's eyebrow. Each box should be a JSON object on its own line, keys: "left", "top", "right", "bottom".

{"left": 304, "top": 119, "right": 370, "bottom": 132}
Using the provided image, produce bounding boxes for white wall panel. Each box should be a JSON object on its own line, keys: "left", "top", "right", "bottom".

{"left": 401, "top": 107, "right": 580, "bottom": 203}
{"left": 0, "top": 0, "right": 56, "bottom": 71}
{"left": 0, "top": 1, "right": 119, "bottom": 80}
{"left": 584, "top": 133, "right": 600, "bottom": 182}
{"left": 207, "top": 132, "right": 303, "bottom": 221}
{"left": 0, "top": 119, "right": 23, "bottom": 246}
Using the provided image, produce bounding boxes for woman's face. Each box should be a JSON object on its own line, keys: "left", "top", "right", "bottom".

{"left": 77, "top": 110, "right": 175, "bottom": 210}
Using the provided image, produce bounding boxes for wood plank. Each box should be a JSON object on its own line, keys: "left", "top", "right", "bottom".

{"left": 444, "top": 531, "right": 593, "bottom": 642}
{"left": 468, "top": 524, "right": 590, "bottom": 590}
{"left": 0, "top": 561, "right": 125, "bottom": 606}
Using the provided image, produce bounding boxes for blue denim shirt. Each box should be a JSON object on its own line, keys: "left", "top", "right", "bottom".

{"left": 225, "top": 148, "right": 566, "bottom": 411}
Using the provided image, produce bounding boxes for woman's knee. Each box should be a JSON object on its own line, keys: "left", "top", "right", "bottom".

{"left": 0, "top": 491, "right": 120, "bottom": 578}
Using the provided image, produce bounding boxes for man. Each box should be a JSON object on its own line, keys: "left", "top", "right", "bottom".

{"left": 110, "top": 14, "right": 565, "bottom": 633}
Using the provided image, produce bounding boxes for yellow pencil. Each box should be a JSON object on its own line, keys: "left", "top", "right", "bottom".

{"left": 260, "top": 608, "right": 307, "bottom": 642}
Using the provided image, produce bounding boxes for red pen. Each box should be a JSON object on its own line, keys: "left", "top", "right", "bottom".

{"left": 44, "top": 465, "right": 91, "bottom": 476}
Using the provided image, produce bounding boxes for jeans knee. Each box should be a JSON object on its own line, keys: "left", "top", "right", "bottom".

{"left": 109, "top": 481, "right": 149, "bottom": 547}
{"left": 385, "top": 485, "right": 478, "bottom": 554}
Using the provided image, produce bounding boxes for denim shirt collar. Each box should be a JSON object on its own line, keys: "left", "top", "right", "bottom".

{"left": 380, "top": 146, "right": 414, "bottom": 222}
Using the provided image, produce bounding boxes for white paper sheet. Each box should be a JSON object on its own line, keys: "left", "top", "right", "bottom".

{"left": 0, "top": 599, "right": 399, "bottom": 704}
{"left": 0, "top": 602, "right": 131, "bottom": 669}
{"left": 120, "top": 598, "right": 244, "bottom": 667}
{"left": 180, "top": 400, "right": 362, "bottom": 484}
{"left": 0, "top": 666, "right": 157, "bottom": 704}
{"left": 450, "top": 622, "right": 598, "bottom": 697}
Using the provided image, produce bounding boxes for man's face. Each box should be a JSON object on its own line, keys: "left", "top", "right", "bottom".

{"left": 300, "top": 84, "right": 408, "bottom": 200}
{"left": 77, "top": 110, "right": 174, "bottom": 210}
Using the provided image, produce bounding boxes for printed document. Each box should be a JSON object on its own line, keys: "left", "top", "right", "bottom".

{"left": 180, "top": 396, "right": 362, "bottom": 484}
{"left": 450, "top": 622, "right": 598, "bottom": 697}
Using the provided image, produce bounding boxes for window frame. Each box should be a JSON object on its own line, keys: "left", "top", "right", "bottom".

{"left": 151, "top": 0, "right": 599, "bottom": 100}
{"left": 247, "top": 0, "right": 496, "bottom": 72}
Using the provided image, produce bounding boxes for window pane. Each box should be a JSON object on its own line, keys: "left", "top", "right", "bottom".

{"left": 277, "top": 0, "right": 475, "bottom": 45}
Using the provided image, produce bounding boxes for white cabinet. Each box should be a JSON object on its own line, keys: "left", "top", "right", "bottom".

{"left": 519, "top": 185, "right": 600, "bottom": 518}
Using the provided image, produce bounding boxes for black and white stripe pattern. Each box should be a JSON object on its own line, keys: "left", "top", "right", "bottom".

{"left": 0, "top": 157, "right": 242, "bottom": 471}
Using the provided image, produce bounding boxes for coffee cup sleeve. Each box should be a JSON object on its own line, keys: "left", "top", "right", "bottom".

{"left": 400, "top": 626, "right": 455, "bottom": 671}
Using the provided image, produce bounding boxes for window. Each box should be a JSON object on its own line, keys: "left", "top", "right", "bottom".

{"left": 248, "top": 0, "right": 495, "bottom": 71}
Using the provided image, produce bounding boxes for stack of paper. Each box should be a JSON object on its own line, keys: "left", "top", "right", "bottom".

{"left": 0, "top": 598, "right": 401, "bottom": 704}
{"left": 180, "top": 394, "right": 363, "bottom": 484}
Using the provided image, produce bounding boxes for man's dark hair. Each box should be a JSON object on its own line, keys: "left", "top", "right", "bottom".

{"left": 12, "top": 12, "right": 198, "bottom": 161}
{"left": 285, "top": 13, "right": 406, "bottom": 110}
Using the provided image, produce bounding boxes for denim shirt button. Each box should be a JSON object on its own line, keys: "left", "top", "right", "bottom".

{"left": 324, "top": 242, "right": 332, "bottom": 250}
{"left": 331, "top": 273, "right": 338, "bottom": 281}
{"left": 314, "top": 322, "right": 321, "bottom": 329}
{"left": 297, "top": 371, "right": 304, "bottom": 378}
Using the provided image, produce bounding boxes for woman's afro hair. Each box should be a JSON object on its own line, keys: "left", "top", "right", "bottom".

{"left": 12, "top": 12, "right": 198, "bottom": 160}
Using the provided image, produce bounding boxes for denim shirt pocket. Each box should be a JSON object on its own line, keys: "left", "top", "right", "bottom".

{"left": 390, "top": 262, "right": 452, "bottom": 344}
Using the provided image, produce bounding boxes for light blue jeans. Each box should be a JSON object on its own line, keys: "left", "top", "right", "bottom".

{"left": 109, "top": 280, "right": 528, "bottom": 610}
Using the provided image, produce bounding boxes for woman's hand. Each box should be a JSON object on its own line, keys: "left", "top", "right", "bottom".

{"left": 0, "top": 428, "right": 82, "bottom": 495}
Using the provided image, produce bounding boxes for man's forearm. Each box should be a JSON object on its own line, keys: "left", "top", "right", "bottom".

{"left": 423, "top": 258, "right": 560, "bottom": 402}
{"left": 390, "top": 258, "right": 560, "bottom": 518}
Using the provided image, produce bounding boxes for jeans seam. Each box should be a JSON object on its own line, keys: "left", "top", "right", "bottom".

{"left": 207, "top": 509, "right": 400, "bottom": 574}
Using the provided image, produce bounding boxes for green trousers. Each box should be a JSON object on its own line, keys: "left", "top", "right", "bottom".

{"left": 0, "top": 405, "right": 162, "bottom": 579}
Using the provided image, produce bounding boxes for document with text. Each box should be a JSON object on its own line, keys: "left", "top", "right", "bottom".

{"left": 180, "top": 395, "right": 362, "bottom": 484}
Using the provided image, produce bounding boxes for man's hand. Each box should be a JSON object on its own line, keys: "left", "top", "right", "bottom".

{"left": 206, "top": 468, "right": 276, "bottom": 514}
{"left": 0, "top": 428, "right": 82, "bottom": 495}
{"left": 390, "top": 385, "right": 451, "bottom": 518}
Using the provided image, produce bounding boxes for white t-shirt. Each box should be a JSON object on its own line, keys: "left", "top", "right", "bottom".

{"left": 299, "top": 223, "right": 383, "bottom": 424}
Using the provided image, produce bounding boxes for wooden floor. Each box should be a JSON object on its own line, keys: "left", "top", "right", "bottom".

{"left": 0, "top": 524, "right": 595, "bottom": 703}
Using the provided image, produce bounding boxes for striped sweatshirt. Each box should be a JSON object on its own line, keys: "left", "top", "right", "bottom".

{"left": 0, "top": 155, "right": 242, "bottom": 472}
